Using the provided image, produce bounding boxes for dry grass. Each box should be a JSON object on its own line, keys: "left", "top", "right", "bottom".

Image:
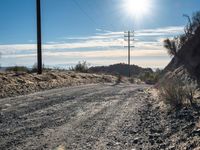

{"left": 116, "top": 74, "right": 122, "bottom": 84}
{"left": 158, "top": 78, "right": 197, "bottom": 109}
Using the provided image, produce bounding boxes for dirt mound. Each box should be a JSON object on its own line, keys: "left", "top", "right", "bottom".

{"left": 0, "top": 71, "right": 117, "bottom": 98}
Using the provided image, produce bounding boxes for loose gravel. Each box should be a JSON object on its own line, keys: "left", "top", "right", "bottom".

{"left": 0, "top": 84, "right": 199, "bottom": 150}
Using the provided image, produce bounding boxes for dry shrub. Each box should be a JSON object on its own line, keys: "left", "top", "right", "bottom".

{"left": 129, "top": 77, "right": 135, "bottom": 84}
{"left": 116, "top": 74, "right": 122, "bottom": 84}
{"left": 129, "top": 77, "right": 142, "bottom": 84}
{"left": 6, "top": 66, "right": 30, "bottom": 73}
{"left": 70, "top": 61, "right": 89, "bottom": 73}
{"left": 139, "top": 69, "right": 161, "bottom": 85}
{"left": 159, "top": 78, "right": 197, "bottom": 109}
{"left": 185, "top": 83, "right": 197, "bottom": 106}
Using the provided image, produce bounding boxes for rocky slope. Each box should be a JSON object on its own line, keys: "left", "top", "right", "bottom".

{"left": 147, "top": 89, "right": 200, "bottom": 149}
{"left": 164, "top": 26, "right": 200, "bottom": 81}
{"left": 159, "top": 21, "right": 200, "bottom": 149}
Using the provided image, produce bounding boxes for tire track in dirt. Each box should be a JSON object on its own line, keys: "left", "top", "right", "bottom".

{"left": 0, "top": 84, "right": 149, "bottom": 150}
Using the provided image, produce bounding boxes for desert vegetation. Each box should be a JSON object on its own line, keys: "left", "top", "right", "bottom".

{"left": 70, "top": 61, "right": 89, "bottom": 73}
{"left": 138, "top": 69, "right": 162, "bottom": 84}
{"left": 5, "top": 66, "right": 30, "bottom": 73}
{"left": 115, "top": 74, "right": 122, "bottom": 84}
{"left": 4, "top": 64, "right": 60, "bottom": 74}
{"left": 164, "top": 11, "right": 200, "bottom": 57}
{"left": 161, "top": 11, "right": 200, "bottom": 109}
{"left": 159, "top": 78, "right": 197, "bottom": 109}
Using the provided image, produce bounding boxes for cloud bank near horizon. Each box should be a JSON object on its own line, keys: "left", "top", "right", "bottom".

{"left": 0, "top": 26, "right": 184, "bottom": 68}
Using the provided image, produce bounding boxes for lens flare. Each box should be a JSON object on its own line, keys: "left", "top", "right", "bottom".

{"left": 123, "top": 0, "right": 151, "bottom": 18}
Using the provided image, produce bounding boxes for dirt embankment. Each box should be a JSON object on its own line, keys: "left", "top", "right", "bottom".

{"left": 0, "top": 71, "right": 117, "bottom": 98}
{"left": 144, "top": 89, "right": 200, "bottom": 149}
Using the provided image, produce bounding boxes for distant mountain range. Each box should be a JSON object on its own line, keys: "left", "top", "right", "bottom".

{"left": 89, "top": 63, "right": 153, "bottom": 77}
{"left": 1, "top": 63, "right": 153, "bottom": 77}
{"left": 0, "top": 67, "right": 7, "bottom": 71}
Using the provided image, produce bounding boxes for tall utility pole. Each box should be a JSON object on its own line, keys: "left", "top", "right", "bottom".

{"left": 124, "top": 31, "right": 134, "bottom": 77}
{"left": 36, "top": 0, "right": 42, "bottom": 74}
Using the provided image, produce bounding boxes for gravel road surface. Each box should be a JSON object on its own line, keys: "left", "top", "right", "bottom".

{"left": 0, "top": 83, "right": 169, "bottom": 150}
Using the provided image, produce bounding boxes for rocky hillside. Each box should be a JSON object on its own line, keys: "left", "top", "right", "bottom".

{"left": 164, "top": 26, "right": 200, "bottom": 84}
{"left": 89, "top": 63, "right": 153, "bottom": 77}
{"left": 159, "top": 13, "right": 200, "bottom": 149}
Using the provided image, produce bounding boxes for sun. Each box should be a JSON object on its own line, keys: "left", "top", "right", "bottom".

{"left": 123, "top": 0, "right": 151, "bottom": 17}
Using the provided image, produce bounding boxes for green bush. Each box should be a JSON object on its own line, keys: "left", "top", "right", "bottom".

{"left": 6, "top": 66, "right": 30, "bottom": 73}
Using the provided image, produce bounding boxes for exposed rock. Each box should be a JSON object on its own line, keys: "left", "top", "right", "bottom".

{"left": 133, "top": 137, "right": 141, "bottom": 144}
{"left": 192, "top": 128, "right": 200, "bottom": 136}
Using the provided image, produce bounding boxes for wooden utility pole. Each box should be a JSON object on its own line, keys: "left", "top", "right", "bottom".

{"left": 36, "top": 0, "right": 42, "bottom": 74}
{"left": 124, "top": 31, "right": 134, "bottom": 77}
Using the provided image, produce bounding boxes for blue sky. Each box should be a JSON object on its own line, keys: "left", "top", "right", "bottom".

{"left": 0, "top": 0, "right": 200, "bottom": 68}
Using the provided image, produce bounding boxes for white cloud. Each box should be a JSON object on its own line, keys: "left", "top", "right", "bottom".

{"left": 135, "top": 26, "right": 184, "bottom": 36}
{"left": 0, "top": 25, "right": 184, "bottom": 68}
{"left": 0, "top": 26, "right": 184, "bottom": 53}
{"left": 44, "top": 49, "right": 167, "bottom": 58}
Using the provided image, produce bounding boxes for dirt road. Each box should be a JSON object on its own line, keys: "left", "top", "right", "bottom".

{"left": 0, "top": 83, "right": 185, "bottom": 150}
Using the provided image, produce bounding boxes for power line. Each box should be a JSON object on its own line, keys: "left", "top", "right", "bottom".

{"left": 89, "top": 1, "right": 119, "bottom": 31}
{"left": 72, "top": 0, "right": 117, "bottom": 32}
{"left": 124, "top": 31, "right": 134, "bottom": 77}
{"left": 72, "top": 0, "right": 98, "bottom": 26}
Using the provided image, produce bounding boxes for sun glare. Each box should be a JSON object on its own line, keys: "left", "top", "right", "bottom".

{"left": 123, "top": 0, "right": 151, "bottom": 18}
